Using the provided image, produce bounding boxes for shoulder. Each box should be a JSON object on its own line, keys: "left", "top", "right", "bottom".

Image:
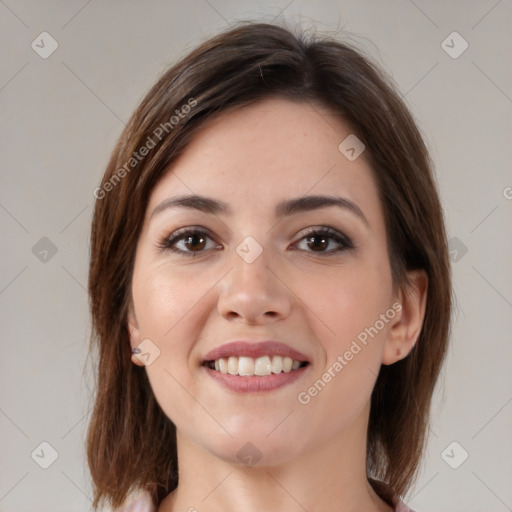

{"left": 393, "top": 497, "right": 416, "bottom": 512}
{"left": 368, "top": 477, "right": 416, "bottom": 512}
{"left": 111, "top": 483, "right": 416, "bottom": 512}
{"left": 112, "top": 491, "right": 156, "bottom": 512}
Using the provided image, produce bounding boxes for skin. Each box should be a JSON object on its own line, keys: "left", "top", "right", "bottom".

{"left": 127, "top": 97, "right": 428, "bottom": 512}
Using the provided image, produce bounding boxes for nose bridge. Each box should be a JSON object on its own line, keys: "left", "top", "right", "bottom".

{"left": 217, "top": 234, "right": 291, "bottom": 322}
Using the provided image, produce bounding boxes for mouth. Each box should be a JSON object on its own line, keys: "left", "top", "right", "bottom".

{"left": 203, "top": 355, "right": 310, "bottom": 376}
{"left": 201, "top": 340, "right": 311, "bottom": 392}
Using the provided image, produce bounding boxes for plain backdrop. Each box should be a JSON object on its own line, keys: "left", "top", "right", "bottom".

{"left": 1, "top": 1, "right": 511, "bottom": 511}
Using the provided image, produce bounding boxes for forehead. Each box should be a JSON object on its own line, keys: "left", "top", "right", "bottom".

{"left": 146, "top": 97, "right": 381, "bottom": 225}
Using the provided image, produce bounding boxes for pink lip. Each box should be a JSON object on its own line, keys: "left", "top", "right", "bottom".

{"left": 203, "top": 364, "right": 309, "bottom": 393}
{"left": 202, "top": 341, "right": 310, "bottom": 363}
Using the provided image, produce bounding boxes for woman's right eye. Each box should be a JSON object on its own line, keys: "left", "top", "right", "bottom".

{"left": 157, "top": 228, "right": 221, "bottom": 257}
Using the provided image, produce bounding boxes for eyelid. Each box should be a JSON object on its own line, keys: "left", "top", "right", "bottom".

{"left": 295, "top": 226, "right": 353, "bottom": 245}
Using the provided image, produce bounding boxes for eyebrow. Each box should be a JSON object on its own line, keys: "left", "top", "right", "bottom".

{"left": 150, "top": 193, "right": 369, "bottom": 227}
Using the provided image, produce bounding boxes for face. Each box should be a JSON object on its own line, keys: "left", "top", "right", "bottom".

{"left": 128, "top": 97, "right": 405, "bottom": 465}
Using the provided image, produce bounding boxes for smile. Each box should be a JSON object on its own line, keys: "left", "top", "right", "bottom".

{"left": 204, "top": 355, "right": 309, "bottom": 376}
{"left": 203, "top": 356, "right": 310, "bottom": 393}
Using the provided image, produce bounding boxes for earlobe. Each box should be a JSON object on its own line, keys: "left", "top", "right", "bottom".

{"left": 382, "top": 270, "right": 428, "bottom": 365}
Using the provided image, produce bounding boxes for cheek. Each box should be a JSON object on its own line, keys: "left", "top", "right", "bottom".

{"left": 132, "top": 261, "right": 205, "bottom": 338}
{"left": 297, "top": 255, "right": 393, "bottom": 352}
{"left": 131, "top": 263, "right": 213, "bottom": 429}
{"left": 293, "top": 266, "right": 393, "bottom": 440}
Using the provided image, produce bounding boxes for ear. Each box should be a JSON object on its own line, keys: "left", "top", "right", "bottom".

{"left": 127, "top": 301, "right": 145, "bottom": 367}
{"left": 382, "top": 269, "right": 428, "bottom": 365}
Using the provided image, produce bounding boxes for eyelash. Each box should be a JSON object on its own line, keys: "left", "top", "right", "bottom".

{"left": 157, "top": 226, "right": 354, "bottom": 257}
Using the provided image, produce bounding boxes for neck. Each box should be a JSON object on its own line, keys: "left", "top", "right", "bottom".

{"left": 159, "top": 403, "right": 393, "bottom": 512}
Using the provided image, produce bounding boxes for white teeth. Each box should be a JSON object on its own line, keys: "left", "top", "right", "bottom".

{"left": 271, "top": 355, "right": 283, "bottom": 374}
{"left": 282, "top": 356, "right": 293, "bottom": 372}
{"left": 209, "top": 355, "right": 305, "bottom": 376}
{"left": 218, "top": 357, "right": 228, "bottom": 373}
{"left": 254, "top": 356, "right": 272, "bottom": 376}
{"left": 227, "top": 356, "right": 238, "bottom": 375}
{"left": 238, "top": 356, "right": 254, "bottom": 376}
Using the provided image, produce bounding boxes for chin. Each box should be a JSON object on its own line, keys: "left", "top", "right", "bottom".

{"left": 198, "top": 428, "right": 306, "bottom": 468}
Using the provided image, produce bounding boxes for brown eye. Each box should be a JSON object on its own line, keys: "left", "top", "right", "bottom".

{"left": 305, "top": 233, "right": 329, "bottom": 252}
{"left": 181, "top": 232, "right": 207, "bottom": 251}
{"left": 159, "top": 228, "right": 220, "bottom": 256}
{"left": 294, "top": 228, "right": 353, "bottom": 255}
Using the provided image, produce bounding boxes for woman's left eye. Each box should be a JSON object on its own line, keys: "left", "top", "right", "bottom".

{"left": 157, "top": 227, "right": 353, "bottom": 257}
{"left": 293, "top": 227, "right": 354, "bottom": 255}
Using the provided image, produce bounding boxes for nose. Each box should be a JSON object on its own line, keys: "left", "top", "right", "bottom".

{"left": 217, "top": 246, "right": 292, "bottom": 325}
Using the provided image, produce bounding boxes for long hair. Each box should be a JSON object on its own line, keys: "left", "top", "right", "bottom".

{"left": 86, "top": 20, "right": 451, "bottom": 509}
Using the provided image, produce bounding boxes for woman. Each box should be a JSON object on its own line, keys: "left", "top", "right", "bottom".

{"left": 87, "top": 21, "right": 451, "bottom": 512}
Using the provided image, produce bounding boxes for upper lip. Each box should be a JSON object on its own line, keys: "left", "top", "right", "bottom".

{"left": 202, "top": 341, "right": 311, "bottom": 363}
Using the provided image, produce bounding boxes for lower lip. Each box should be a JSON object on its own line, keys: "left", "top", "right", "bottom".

{"left": 203, "top": 364, "right": 309, "bottom": 393}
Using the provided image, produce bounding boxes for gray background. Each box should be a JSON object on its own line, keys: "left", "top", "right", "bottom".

{"left": 1, "top": 1, "right": 511, "bottom": 511}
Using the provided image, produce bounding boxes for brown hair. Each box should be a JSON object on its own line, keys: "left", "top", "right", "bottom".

{"left": 86, "top": 20, "right": 451, "bottom": 509}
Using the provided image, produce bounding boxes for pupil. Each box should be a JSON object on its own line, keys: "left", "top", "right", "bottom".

{"left": 186, "top": 234, "right": 206, "bottom": 251}
{"left": 308, "top": 235, "right": 327, "bottom": 251}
